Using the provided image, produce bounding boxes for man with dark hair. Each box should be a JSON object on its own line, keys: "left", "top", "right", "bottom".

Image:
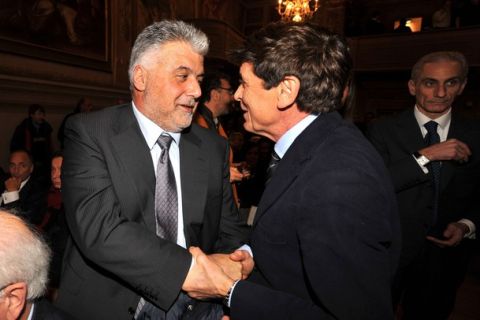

{"left": 184, "top": 22, "right": 401, "bottom": 319}
{"left": 0, "top": 150, "right": 48, "bottom": 226}
{"left": 10, "top": 104, "right": 53, "bottom": 179}
{"left": 56, "top": 20, "right": 252, "bottom": 320}
{"left": 367, "top": 51, "right": 480, "bottom": 319}
{"left": 194, "top": 72, "right": 248, "bottom": 204}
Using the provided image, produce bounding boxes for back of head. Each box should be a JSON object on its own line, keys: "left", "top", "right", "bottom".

{"left": 200, "top": 72, "right": 231, "bottom": 104}
{"left": 411, "top": 51, "right": 469, "bottom": 83}
{"left": 128, "top": 20, "right": 210, "bottom": 86}
{"left": 230, "top": 22, "right": 352, "bottom": 113}
{"left": 0, "top": 210, "right": 51, "bottom": 301}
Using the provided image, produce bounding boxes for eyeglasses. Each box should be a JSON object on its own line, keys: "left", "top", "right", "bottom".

{"left": 217, "top": 87, "right": 234, "bottom": 95}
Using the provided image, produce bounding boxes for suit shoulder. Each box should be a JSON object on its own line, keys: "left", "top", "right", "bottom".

{"left": 66, "top": 104, "right": 130, "bottom": 127}
{"left": 189, "top": 123, "right": 228, "bottom": 146}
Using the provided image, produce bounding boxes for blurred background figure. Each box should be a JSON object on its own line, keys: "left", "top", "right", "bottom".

{"left": 0, "top": 150, "right": 48, "bottom": 226}
{"left": 57, "top": 97, "right": 93, "bottom": 149}
{"left": 10, "top": 104, "right": 53, "bottom": 182}
{"left": 432, "top": 0, "right": 452, "bottom": 28}
{"left": 39, "top": 151, "right": 69, "bottom": 302}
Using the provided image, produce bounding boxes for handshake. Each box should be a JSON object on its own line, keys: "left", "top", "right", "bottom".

{"left": 181, "top": 247, "right": 254, "bottom": 300}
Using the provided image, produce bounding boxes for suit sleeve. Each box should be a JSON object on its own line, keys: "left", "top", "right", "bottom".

{"left": 232, "top": 166, "right": 397, "bottom": 319}
{"left": 62, "top": 116, "right": 191, "bottom": 310}
{"left": 366, "top": 123, "right": 430, "bottom": 192}
{"left": 214, "top": 138, "right": 251, "bottom": 252}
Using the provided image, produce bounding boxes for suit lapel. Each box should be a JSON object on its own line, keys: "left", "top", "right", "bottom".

{"left": 179, "top": 128, "right": 208, "bottom": 245}
{"left": 441, "top": 113, "right": 467, "bottom": 190}
{"left": 254, "top": 113, "right": 339, "bottom": 226}
{"left": 396, "top": 109, "right": 426, "bottom": 153}
{"left": 111, "top": 105, "right": 156, "bottom": 233}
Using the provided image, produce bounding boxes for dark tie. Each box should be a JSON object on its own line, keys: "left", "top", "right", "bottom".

{"left": 135, "top": 133, "right": 178, "bottom": 318}
{"left": 265, "top": 150, "right": 281, "bottom": 185}
{"left": 424, "top": 120, "right": 441, "bottom": 221}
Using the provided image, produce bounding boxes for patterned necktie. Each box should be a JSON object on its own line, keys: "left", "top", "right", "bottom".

{"left": 265, "top": 150, "right": 281, "bottom": 185}
{"left": 155, "top": 133, "right": 178, "bottom": 241}
{"left": 424, "top": 120, "right": 441, "bottom": 220}
{"left": 135, "top": 133, "right": 178, "bottom": 319}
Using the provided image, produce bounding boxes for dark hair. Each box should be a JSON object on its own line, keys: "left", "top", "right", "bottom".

{"left": 411, "top": 51, "right": 469, "bottom": 83}
{"left": 230, "top": 22, "right": 352, "bottom": 113}
{"left": 51, "top": 150, "right": 63, "bottom": 160}
{"left": 10, "top": 149, "right": 34, "bottom": 163}
{"left": 28, "top": 104, "right": 45, "bottom": 116}
{"left": 200, "top": 72, "right": 231, "bottom": 104}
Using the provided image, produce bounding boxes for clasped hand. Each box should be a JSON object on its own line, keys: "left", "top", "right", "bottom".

{"left": 181, "top": 247, "right": 254, "bottom": 299}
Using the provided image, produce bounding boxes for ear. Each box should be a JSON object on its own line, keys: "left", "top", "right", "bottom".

{"left": 210, "top": 89, "right": 220, "bottom": 101}
{"left": 1, "top": 282, "right": 28, "bottom": 320}
{"left": 132, "top": 65, "right": 148, "bottom": 92}
{"left": 407, "top": 79, "right": 417, "bottom": 96}
{"left": 341, "top": 86, "right": 350, "bottom": 106}
{"left": 458, "top": 80, "right": 467, "bottom": 95}
{"left": 277, "top": 76, "right": 300, "bottom": 109}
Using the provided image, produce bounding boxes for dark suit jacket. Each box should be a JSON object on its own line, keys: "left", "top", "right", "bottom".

{"left": 32, "top": 298, "right": 76, "bottom": 320}
{"left": 230, "top": 112, "right": 401, "bottom": 320}
{"left": 0, "top": 176, "right": 48, "bottom": 225}
{"left": 56, "top": 104, "right": 249, "bottom": 320}
{"left": 367, "top": 108, "right": 480, "bottom": 267}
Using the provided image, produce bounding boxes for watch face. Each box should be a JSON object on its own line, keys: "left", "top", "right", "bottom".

{"left": 418, "top": 155, "right": 430, "bottom": 166}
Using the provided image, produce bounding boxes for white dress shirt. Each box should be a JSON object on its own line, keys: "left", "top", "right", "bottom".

{"left": 1, "top": 177, "right": 30, "bottom": 205}
{"left": 132, "top": 103, "right": 187, "bottom": 248}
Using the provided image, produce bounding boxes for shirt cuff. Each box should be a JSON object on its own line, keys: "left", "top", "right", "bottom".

{"left": 238, "top": 244, "right": 253, "bottom": 257}
{"left": 412, "top": 155, "right": 429, "bottom": 174}
{"left": 226, "top": 279, "right": 241, "bottom": 307}
{"left": 458, "top": 219, "right": 476, "bottom": 239}
{"left": 2, "top": 190, "right": 20, "bottom": 204}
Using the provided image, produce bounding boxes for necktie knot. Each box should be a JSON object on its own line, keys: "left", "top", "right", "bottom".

{"left": 424, "top": 121, "right": 438, "bottom": 134}
{"left": 266, "top": 151, "right": 281, "bottom": 185}
{"left": 157, "top": 134, "right": 173, "bottom": 163}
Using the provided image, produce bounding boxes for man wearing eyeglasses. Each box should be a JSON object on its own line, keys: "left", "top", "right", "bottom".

{"left": 194, "top": 72, "right": 249, "bottom": 205}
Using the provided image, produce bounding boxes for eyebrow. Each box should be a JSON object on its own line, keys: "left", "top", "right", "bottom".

{"left": 175, "top": 66, "right": 203, "bottom": 76}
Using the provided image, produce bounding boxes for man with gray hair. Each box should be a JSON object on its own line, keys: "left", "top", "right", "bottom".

{"left": 0, "top": 209, "right": 72, "bottom": 320}
{"left": 56, "top": 20, "right": 252, "bottom": 320}
{"left": 367, "top": 51, "right": 480, "bottom": 319}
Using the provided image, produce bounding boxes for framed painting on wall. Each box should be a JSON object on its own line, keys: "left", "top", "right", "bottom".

{"left": 0, "top": 0, "right": 110, "bottom": 71}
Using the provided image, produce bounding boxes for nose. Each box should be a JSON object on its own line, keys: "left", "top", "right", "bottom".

{"left": 435, "top": 84, "right": 447, "bottom": 98}
{"left": 188, "top": 78, "right": 202, "bottom": 99}
{"left": 234, "top": 85, "right": 242, "bottom": 102}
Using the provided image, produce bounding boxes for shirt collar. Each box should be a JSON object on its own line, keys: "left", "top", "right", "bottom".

{"left": 414, "top": 104, "right": 451, "bottom": 130}
{"left": 132, "top": 102, "right": 181, "bottom": 149}
{"left": 275, "top": 114, "right": 318, "bottom": 159}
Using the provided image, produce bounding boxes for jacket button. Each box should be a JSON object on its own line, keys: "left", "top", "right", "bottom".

{"left": 187, "top": 304, "right": 194, "bottom": 311}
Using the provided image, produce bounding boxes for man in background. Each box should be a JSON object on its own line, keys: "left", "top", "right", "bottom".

{"left": 0, "top": 149, "right": 48, "bottom": 226}
{"left": 194, "top": 72, "right": 249, "bottom": 204}
{"left": 367, "top": 51, "right": 480, "bottom": 319}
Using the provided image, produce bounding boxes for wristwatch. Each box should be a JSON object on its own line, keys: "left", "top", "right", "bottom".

{"left": 413, "top": 151, "right": 430, "bottom": 166}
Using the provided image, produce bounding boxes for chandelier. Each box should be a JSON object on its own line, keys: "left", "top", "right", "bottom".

{"left": 277, "top": 0, "right": 320, "bottom": 23}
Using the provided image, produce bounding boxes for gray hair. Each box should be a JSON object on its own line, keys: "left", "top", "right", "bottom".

{"left": 411, "top": 51, "right": 469, "bottom": 83}
{"left": 128, "top": 20, "right": 209, "bottom": 85}
{"left": 0, "top": 210, "right": 51, "bottom": 301}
